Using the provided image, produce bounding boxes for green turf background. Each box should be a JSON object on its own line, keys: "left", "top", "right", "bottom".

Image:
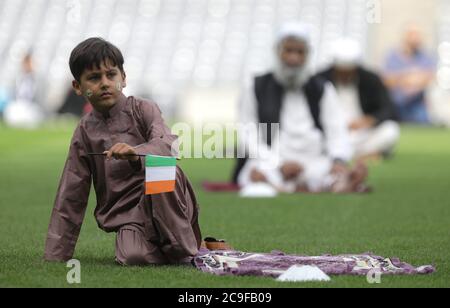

{"left": 0, "top": 122, "right": 449, "bottom": 287}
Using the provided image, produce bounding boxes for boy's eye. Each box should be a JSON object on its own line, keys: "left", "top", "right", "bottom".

{"left": 88, "top": 76, "right": 99, "bottom": 80}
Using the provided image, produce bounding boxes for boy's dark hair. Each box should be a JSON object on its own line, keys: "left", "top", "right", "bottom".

{"left": 69, "top": 37, "right": 124, "bottom": 82}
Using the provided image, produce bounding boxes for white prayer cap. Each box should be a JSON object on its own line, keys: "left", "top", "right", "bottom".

{"left": 332, "top": 38, "right": 363, "bottom": 69}
{"left": 276, "top": 22, "right": 312, "bottom": 47}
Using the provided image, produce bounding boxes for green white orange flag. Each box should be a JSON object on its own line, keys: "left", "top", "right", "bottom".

{"left": 145, "top": 155, "right": 177, "bottom": 195}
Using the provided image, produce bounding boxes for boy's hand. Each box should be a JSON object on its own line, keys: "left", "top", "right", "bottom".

{"left": 104, "top": 143, "right": 139, "bottom": 161}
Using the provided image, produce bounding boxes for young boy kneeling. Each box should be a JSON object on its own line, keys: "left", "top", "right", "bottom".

{"left": 44, "top": 38, "right": 202, "bottom": 266}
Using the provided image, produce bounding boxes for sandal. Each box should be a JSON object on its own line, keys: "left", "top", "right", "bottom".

{"left": 203, "top": 237, "right": 233, "bottom": 250}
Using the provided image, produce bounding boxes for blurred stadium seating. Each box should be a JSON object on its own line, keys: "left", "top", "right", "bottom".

{"left": 438, "top": 0, "right": 450, "bottom": 43}
{"left": 0, "top": 0, "right": 370, "bottom": 120}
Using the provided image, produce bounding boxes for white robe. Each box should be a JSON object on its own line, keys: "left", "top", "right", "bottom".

{"left": 336, "top": 84, "right": 400, "bottom": 157}
{"left": 237, "top": 81, "right": 353, "bottom": 192}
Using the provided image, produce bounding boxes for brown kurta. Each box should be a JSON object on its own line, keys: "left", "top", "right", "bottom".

{"left": 44, "top": 93, "right": 201, "bottom": 264}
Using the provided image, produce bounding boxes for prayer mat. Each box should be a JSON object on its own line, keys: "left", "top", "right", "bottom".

{"left": 193, "top": 249, "right": 435, "bottom": 278}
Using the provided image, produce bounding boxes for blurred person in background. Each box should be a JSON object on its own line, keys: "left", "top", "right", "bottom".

{"left": 233, "top": 23, "right": 370, "bottom": 196}
{"left": 4, "top": 52, "right": 45, "bottom": 128}
{"left": 383, "top": 24, "right": 436, "bottom": 124}
{"left": 58, "top": 87, "right": 91, "bottom": 118}
{"left": 427, "top": 79, "right": 450, "bottom": 127}
{"left": 15, "top": 53, "right": 42, "bottom": 103}
{"left": 317, "top": 38, "right": 400, "bottom": 161}
{"left": 0, "top": 87, "right": 10, "bottom": 120}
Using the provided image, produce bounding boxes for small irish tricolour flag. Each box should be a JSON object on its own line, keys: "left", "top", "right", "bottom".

{"left": 145, "top": 155, "right": 177, "bottom": 195}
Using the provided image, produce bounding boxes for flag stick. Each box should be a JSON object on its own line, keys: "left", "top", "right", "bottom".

{"left": 88, "top": 153, "right": 180, "bottom": 160}
{"left": 88, "top": 153, "right": 147, "bottom": 157}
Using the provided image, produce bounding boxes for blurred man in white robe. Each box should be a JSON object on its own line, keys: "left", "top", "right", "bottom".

{"left": 233, "top": 23, "right": 369, "bottom": 195}
{"left": 4, "top": 53, "right": 45, "bottom": 128}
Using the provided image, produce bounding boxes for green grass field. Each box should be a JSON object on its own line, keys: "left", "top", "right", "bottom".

{"left": 0, "top": 122, "right": 449, "bottom": 288}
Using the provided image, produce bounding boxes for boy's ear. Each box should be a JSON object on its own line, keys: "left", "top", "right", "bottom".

{"left": 72, "top": 80, "right": 83, "bottom": 96}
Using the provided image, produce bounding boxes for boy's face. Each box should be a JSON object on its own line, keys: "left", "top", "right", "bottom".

{"left": 72, "top": 60, "right": 126, "bottom": 114}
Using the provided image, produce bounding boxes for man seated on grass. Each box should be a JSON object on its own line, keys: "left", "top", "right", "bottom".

{"left": 317, "top": 38, "right": 400, "bottom": 161}
{"left": 44, "top": 38, "right": 202, "bottom": 266}
{"left": 233, "top": 23, "right": 369, "bottom": 194}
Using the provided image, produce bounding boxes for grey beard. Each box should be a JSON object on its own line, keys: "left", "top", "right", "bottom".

{"left": 273, "top": 62, "right": 310, "bottom": 90}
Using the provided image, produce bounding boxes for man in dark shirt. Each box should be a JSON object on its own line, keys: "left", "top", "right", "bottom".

{"left": 317, "top": 38, "right": 400, "bottom": 160}
{"left": 44, "top": 38, "right": 202, "bottom": 266}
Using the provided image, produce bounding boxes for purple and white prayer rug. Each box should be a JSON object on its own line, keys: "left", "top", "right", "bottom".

{"left": 193, "top": 249, "right": 435, "bottom": 278}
